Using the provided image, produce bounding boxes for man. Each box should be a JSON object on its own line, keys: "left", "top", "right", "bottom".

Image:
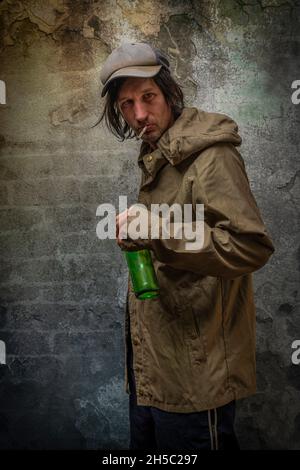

{"left": 99, "top": 42, "right": 274, "bottom": 450}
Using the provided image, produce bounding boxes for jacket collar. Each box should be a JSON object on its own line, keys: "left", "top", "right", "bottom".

{"left": 137, "top": 107, "right": 242, "bottom": 186}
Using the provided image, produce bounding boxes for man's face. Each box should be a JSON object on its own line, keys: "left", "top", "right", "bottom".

{"left": 117, "top": 77, "right": 174, "bottom": 148}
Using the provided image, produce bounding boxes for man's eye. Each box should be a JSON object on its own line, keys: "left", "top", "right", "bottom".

{"left": 144, "top": 93, "right": 154, "bottom": 100}
{"left": 121, "top": 101, "right": 131, "bottom": 108}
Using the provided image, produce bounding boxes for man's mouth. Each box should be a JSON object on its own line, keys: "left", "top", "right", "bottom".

{"left": 136, "top": 124, "right": 156, "bottom": 140}
{"left": 140, "top": 124, "right": 155, "bottom": 134}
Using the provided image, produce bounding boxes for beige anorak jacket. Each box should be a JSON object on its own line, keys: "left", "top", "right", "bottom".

{"left": 123, "top": 107, "right": 274, "bottom": 413}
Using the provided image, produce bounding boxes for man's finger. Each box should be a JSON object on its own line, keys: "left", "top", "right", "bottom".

{"left": 116, "top": 209, "right": 130, "bottom": 240}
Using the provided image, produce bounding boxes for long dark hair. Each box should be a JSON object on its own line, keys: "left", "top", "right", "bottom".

{"left": 96, "top": 68, "right": 184, "bottom": 141}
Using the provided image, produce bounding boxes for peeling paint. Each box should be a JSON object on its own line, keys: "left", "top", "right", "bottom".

{"left": 0, "top": 0, "right": 69, "bottom": 49}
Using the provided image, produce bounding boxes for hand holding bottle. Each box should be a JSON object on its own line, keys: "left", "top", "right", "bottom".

{"left": 116, "top": 207, "right": 159, "bottom": 300}
{"left": 116, "top": 208, "right": 131, "bottom": 249}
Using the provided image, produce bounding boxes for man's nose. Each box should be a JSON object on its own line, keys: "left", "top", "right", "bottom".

{"left": 133, "top": 101, "right": 148, "bottom": 122}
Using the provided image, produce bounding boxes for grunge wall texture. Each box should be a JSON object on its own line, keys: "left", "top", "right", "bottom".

{"left": 0, "top": 0, "right": 299, "bottom": 449}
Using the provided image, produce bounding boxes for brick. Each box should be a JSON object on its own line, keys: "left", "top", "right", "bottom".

{"left": 58, "top": 233, "right": 121, "bottom": 258}
{"left": 0, "top": 331, "right": 52, "bottom": 355}
{"left": 51, "top": 151, "right": 131, "bottom": 177}
{"left": 0, "top": 229, "right": 118, "bottom": 259}
{"left": 78, "top": 150, "right": 137, "bottom": 178}
{"left": 0, "top": 185, "right": 8, "bottom": 205}
{"left": 0, "top": 254, "right": 120, "bottom": 285}
{"left": 0, "top": 284, "right": 41, "bottom": 304}
{"left": 7, "top": 356, "right": 64, "bottom": 385}
{"left": 80, "top": 176, "right": 117, "bottom": 205}
{"left": 85, "top": 270, "right": 121, "bottom": 301}
{"left": 41, "top": 283, "right": 87, "bottom": 303}
{"left": 0, "top": 380, "right": 45, "bottom": 413}
{"left": 0, "top": 305, "right": 7, "bottom": 329}
{"left": 44, "top": 205, "right": 97, "bottom": 233}
{"left": 62, "top": 353, "right": 121, "bottom": 384}
{"left": 10, "top": 178, "right": 80, "bottom": 206}
{"left": 0, "top": 208, "right": 43, "bottom": 231}
{"left": 0, "top": 231, "right": 58, "bottom": 259}
{"left": 0, "top": 303, "right": 119, "bottom": 332}
{"left": 40, "top": 279, "right": 119, "bottom": 304}
{"left": 0, "top": 258, "right": 64, "bottom": 283}
{"left": 80, "top": 175, "right": 136, "bottom": 206}
{"left": 52, "top": 330, "right": 122, "bottom": 356}
{"left": 57, "top": 232, "right": 98, "bottom": 254}
{"left": 0, "top": 155, "right": 53, "bottom": 180}
{"left": 61, "top": 255, "right": 119, "bottom": 283}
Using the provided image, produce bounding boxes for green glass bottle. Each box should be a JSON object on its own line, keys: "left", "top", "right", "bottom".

{"left": 125, "top": 249, "right": 159, "bottom": 300}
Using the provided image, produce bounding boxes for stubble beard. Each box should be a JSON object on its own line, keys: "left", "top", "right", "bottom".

{"left": 142, "top": 124, "right": 164, "bottom": 145}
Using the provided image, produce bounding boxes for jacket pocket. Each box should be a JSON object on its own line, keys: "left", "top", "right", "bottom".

{"left": 183, "top": 305, "right": 207, "bottom": 365}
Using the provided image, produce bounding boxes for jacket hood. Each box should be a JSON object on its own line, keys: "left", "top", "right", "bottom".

{"left": 138, "top": 107, "right": 242, "bottom": 167}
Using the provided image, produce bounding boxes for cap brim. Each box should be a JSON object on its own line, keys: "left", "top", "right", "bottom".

{"left": 101, "top": 65, "right": 162, "bottom": 97}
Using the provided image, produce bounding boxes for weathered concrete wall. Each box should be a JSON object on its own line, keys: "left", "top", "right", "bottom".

{"left": 0, "top": 0, "right": 299, "bottom": 449}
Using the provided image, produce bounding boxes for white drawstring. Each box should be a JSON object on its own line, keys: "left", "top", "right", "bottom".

{"left": 214, "top": 408, "right": 219, "bottom": 450}
{"left": 208, "top": 408, "right": 219, "bottom": 450}
{"left": 208, "top": 409, "right": 214, "bottom": 450}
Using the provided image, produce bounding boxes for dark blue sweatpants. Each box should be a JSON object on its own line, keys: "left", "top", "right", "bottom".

{"left": 127, "top": 334, "right": 240, "bottom": 451}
